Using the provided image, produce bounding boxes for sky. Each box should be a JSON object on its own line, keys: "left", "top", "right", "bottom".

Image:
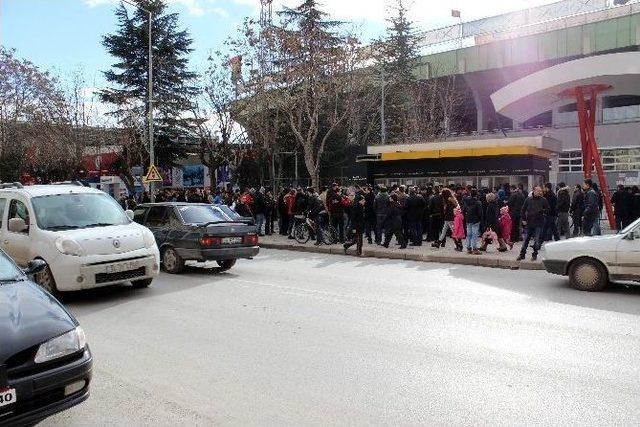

{"left": 1, "top": 0, "right": 562, "bottom": 98}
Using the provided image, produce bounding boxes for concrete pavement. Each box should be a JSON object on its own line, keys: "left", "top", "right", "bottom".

{"left": 46, "top": 249, "right": 640, "bottom": 426}
{"left": 260, "top": 233, "right": 545, "bottom": 270}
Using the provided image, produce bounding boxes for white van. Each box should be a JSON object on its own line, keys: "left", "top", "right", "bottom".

{"left": 542, "top": 218, "right": 640, "bottom": 291}
{"left": 0, "top": 183, "right": 160, "bottom": 293}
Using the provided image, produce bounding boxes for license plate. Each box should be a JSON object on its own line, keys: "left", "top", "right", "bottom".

{"left": 222, "top": 237, "right": 242, "bottom": 244}
{"left": 105, "top": 261, "right": 138, "bottom": 274}
{"left": 0, "top": 388, "right": 16, "bottom": 408}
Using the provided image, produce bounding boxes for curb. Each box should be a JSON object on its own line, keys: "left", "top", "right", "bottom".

{"left": 259, "top": 242, "right": 545, "bottom": 271}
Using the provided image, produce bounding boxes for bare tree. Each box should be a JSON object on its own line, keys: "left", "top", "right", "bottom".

{"left": 193, "top": 51, "right": 257, "bottom": 190}
{"left": 0, "top": 47, "right": 86, "bottom": 182}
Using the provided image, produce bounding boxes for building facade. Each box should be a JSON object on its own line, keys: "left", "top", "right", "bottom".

{"left": 361, "top": 0, "right": 640, "bottom": 191}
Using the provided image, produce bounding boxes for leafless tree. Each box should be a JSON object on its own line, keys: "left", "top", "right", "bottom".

{"left": 0, "top": 47, "right": 87, "bottom": 182}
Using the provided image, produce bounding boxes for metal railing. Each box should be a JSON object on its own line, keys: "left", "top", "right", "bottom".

{"left": 418, "top": 0, "right": 639, "bottom": 54}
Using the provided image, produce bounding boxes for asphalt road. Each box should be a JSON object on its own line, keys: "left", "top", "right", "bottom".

{"left": 46, "top": 249, "right": 640, "bottom": 426}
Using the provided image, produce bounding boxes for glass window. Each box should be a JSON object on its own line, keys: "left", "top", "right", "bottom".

{"left": 31, "top": 193, "right": 129, "bottom": 231}
{"left": 0, "top": 198, "right": 6, "bottom": 228}
{"left": 168, "top": 209, "right": 182, "bottom": 227}
{"left": 8, "top": 199, "right": 30, "bottom": 232}
{"left": 133, "top": 207, "right": 147, "bottom": 224}
{"left": 177, "top": 205, "right": 231, "bottom": 224}
{"left": 146, "top": 207, "right": 169, "bottom": 227}
{"left": 0, "top": 250, "right": 23, "bottom": 281}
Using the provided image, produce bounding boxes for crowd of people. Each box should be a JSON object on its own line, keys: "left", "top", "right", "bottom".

{"left": 117, "top": 179, "right": 640, "bottom": 261}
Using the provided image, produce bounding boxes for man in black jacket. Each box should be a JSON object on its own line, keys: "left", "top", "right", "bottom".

{"left": 462, "top": 189, "right": 483, "bottom": 254}
{"left": 405, "top": 188, "right": 426, "bottom": 246}
{"left": 428, "top": 187, "right": 444, "bottom": 242}
{"left": 517, "top": 186, "right": 550, "bottom": 261}
{"left": 326, "top": 183, "right": 345, "bottom": 242}
{"left": 382, "top": 194, "right": 406, "bottom": 249}
{"left": 611, "top": 184, "right": 630, "bottom": 231}
{"left": 373, "top": 187, "right": 390, "bottom": 245}
{"left": 582, "top": 179, "right": 600, "bottom": 236}
{"left": 570, "top": 184, "right": 584, "bottom": 237}
{"left": 363, "top": 186, "right": 376, "bottom": 244}
{"left": 556, "top": 183, "right": 571, "bottom": 240}
{"left": 542, "top": 182, "right": 560, "bottom": 242}
{"left": 507, "top": 185, "right": 525, "bottom": 242}
{"left": 344, "top": 195, "right": 366, "bottom": 255}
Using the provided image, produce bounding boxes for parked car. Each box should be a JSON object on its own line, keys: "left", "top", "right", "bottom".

{"left": 542, "top": 217, "right": 640, "bottom": 291}
{"left": 133, "top": 203, "right": 260, "bottom": 273}
{"left": 0, "top": 248, "right": 92, "bottom": 425}
{"left": 0, "top": 182, "right": 160, "bottom": 294}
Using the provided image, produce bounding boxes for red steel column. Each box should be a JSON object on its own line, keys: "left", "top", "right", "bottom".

{"left": 574, "top": 89, "right": 592, "bottom": 178}
{"left": 572, "top": 86, "right": 616, "bottom": 229}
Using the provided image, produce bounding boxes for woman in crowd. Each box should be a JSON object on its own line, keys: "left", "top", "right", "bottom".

{"left": 452, "top": 206, "right": 466, "bottom": 252}
{"left": 480, "top": 192, "right": 506, "bottom": 252}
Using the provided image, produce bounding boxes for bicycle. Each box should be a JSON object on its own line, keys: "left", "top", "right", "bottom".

{"left": 293, "top": 215, "right": 339, "bottom": 245}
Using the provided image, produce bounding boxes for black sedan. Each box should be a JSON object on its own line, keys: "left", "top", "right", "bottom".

{"left": 133, "top": 203, "right": 260, "bottom": 274}
{"left": 0, "top": 249, "right": 92, "bottom": 426}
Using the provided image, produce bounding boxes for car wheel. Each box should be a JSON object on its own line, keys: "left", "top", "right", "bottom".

{"left": 35, "top": 265, "right": 60, "bottom": 296}
{"left": 569, "top": 258, "right": 608, "bottom": 292}
{"left": 162, "top": 247, "right": 185, "bottom": 274}
{"left": 132, "top": 278, "right": 153, "bottom": 288}
{"left": 216, "top": 259, "right": 236, "bottom": 271}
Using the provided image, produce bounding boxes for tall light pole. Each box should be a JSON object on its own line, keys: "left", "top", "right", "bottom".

{"left": 122, "top": 0, "right": 154, "bottom": 201}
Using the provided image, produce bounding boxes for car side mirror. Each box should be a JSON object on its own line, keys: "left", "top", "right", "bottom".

{"left": 24, "top": 259, "right": 47, "bottom": 276}
{"left": 625, "top": 230, "right": 638, "bottom": 241}
{"left": 8, "top": 218, "right": 28, "bottom": 233}
{"left": 125, "top": 209, "right": 135, "bottom": 220}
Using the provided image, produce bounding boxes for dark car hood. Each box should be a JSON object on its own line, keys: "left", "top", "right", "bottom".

{"left": 0, "top": 281, "right": 77, "bottom": 362}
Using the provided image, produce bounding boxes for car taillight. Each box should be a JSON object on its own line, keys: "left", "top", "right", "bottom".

{"left": 200, "top": 236, "right": 222, "bottom": 247}
{"left": 244, "top": 234, "right": 258, "bottom": 246}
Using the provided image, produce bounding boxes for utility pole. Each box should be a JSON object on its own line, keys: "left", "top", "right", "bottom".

{"left": 380, "top": 65, "right": 386, "bottom": 145}
{"left": 123, "top": 0, "right": 154, "bottom": 201}
{"left": 148, "top": 8, "right": 154, "bottom": 201}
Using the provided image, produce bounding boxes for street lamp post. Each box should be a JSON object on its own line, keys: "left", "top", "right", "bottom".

{"left": 122, "top": 0, "right": 155, "bottom": 201}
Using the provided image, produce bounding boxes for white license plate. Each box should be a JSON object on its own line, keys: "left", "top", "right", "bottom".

{"left": 105, "top": 261, "right": 138, "bottom": 274}
{"left": 0, "top": 388, "right": 16, "bottom": 408}
{"left": 222, "top": 237, "right": 242, "bottom": 244}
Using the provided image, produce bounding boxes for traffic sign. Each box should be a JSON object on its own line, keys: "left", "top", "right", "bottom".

{"left": 143, "top": 164, "right": 163, "bottom": 183}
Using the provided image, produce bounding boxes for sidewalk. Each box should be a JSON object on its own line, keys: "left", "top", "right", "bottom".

{"left": 259, "top": 234, "right": 545, "bottom": 270}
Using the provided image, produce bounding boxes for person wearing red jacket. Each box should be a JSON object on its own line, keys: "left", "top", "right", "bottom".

{"left": 284, "top": 189, "right": 296, "bottom": 238}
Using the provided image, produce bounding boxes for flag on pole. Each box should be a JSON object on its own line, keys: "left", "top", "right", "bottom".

{"left": 451, "top": 9, "right": 461, "bottom": 18}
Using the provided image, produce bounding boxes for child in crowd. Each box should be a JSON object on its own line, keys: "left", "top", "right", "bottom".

{"left": 452, "top": 206, "right": 466, "bottom": 252}
{"left": 499, "top": 206, "right": 514, "bottom": 250}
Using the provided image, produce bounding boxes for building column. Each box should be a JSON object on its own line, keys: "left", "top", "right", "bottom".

{"left": 471, "top": 87, "right": 484, "bottom": 132}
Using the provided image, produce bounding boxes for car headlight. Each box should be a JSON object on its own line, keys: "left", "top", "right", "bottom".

{"left": 34, "top": 326, "right": 86, "bottom": 364}
{"left": 55, "top": 237, "right": 83, "bottom": 256}
{"left": 142, "top": 229, "right": 157, "bottom": 248}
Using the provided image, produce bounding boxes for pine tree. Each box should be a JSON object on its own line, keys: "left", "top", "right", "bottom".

{"left": 100, "top": 0, "right": 198, "bottom": 170}
{"left": 380, "top": 0, "right": 420, "bottom": 143}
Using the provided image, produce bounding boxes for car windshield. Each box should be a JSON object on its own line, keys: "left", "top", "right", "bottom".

{"left": 32, "top": 193, "right": 130, "bottom": 231}
{"left": 177, "top": 205, "right": 233, "bottom": 224}
{"left": 619, "top": 217, "right": 640, "bottom": 235}
{"left": 0, "top": 251, "right": 24, "bottom": 282}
